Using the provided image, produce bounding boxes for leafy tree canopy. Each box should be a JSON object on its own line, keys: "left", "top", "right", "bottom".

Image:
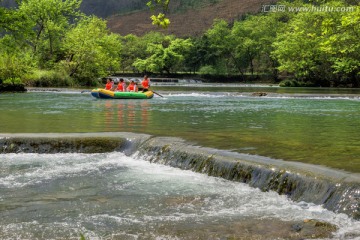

{"left": 59, "top": 16, "right": 122, "bottom": 84}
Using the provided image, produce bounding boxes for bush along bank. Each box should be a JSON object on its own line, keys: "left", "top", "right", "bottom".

{"left": 0, "top": 83, "right": 27, "bottom": 92}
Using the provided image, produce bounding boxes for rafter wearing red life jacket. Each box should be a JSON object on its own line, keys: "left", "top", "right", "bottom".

{"left": 105, "top": 82, "right": 113, "bottom": 90}
{"left": 116, "top": 81, "right": 126, "bottom": 92}
{"left": 127, "top": 81, "right": 138, "bottom": 92}
{"left": 141, "top": 75, "right": 150, "bottom": 92}
{"left": 142, "top": 79, "right": 150, "bottom": 89}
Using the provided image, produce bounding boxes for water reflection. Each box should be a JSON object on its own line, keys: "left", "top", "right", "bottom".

{"left": 1, "top": 91, "right": 359, "bottom": 172}
{"left": 100, "top": 100, "right": 151, "bottom": 131}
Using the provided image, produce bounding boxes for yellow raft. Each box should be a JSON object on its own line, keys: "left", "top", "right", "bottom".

{"left": 91, "top": 89, "right": 154, "bottom": 99}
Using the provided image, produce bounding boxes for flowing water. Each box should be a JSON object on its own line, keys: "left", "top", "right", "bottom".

{"left": 0, "top": 86, "right": 360, "bottom": 239}
{"left": 0, "top": 86, "right": 359, "bottom": 172}
{"left": 0, "top": 152, "right": 359, "bottom": 239}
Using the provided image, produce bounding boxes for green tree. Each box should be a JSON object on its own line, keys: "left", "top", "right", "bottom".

{"left": 0, "top": 6, "right": 14, "bottom": 32}
{"left": 147, "top": 0, "right": 170, "bottom": 28}
{"left": 272, "top": 8, "right": 332, "bottom": 85}
{"left": 320, "top": 5, "right": 360, "bottom": 87}
{"left": 0, "top": 33, "right": 35, "bottom": 84}
{"left": 204, "top": 19, "right": 234, "bottom": 75}
{"left": 183, "top": 36, "right": 211, "bottom": 74}
{"left": 120, "top": 34, "right": 141, "bottom": 73}
{"left": 133, "top": 35, "right": 192, "bottom": 74}
{"left": 59, "top": 16, "right": 122, "bottom": 85}
{"left": 121, "top": 32, "right": 165, "bottom": 73}
{"left": 231, "top": 19, "right": 260, "bottom": 76}
{"left": 233, "top": 14, "right": 287, "bottom": 80}
{"left": 0, "top": 3, "right": 31, "bottom": 48}
{"left": 0, "top": 51, "right": 33, "bottom": 84}
{"left": 273, "top": 1, "right": 359, "bottom": 86}
{"left": 18, "top": 0, "right": 82, "bottom": 67}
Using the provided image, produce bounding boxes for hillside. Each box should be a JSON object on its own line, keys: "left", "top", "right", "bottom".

{"left": 107, "top": 0, "right": 274, "bottom": 37}
{"left": 0, "top": 0, "right": 149, "bottom": 17}
{"left": 1, "top": 0, "right": 274, "bottom": 36}
{"left": 79, "top": 0, "right": 148, "bottom": 18}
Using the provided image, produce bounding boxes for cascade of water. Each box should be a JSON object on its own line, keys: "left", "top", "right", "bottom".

{"left": 1, "top": 132, "right": 359, "bottom": 220}
{"left": 135, "top": 136, "right": 360, "bottom": 220}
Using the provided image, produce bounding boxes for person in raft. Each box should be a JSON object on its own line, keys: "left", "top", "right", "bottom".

{"left": 115, "top": 78, "right": 126, "bottom": 92}
{"left": 105, "top": 78, "right": 113, "bottom": 91}
{"left": 127, "top": 80, "right": 138, "bottom": 92}
{"left": 141, "top": 75, "right": 150, "bottom": 92}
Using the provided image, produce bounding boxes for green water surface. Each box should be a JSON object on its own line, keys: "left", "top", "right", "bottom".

{"left": 1, "top": 87, "right": 359, "bottom": 172}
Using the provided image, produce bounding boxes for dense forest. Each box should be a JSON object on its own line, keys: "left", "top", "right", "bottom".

{"left": 0, "top": 0, "right": 359, "bottom": 88}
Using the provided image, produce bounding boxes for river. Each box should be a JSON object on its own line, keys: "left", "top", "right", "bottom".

{"left": 0, "top": 85, "right": 359, "bottom": 239}
{"left": 0, "top": 151, "right": 359, "bottom": 239}
{"left": 1, "top": 85, "right": 359, "bottom": 172}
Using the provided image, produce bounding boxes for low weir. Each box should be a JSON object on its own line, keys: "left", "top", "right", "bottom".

{"left": 1, "top": 132, "right": 359, "bottom": 220}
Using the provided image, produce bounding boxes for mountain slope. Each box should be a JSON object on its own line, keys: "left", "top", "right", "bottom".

{"left": 80, "top": 0, "right": 148, "bottom": 18}
{"left": 1, "top": 0, "right": 274, "bottom": 36}
{"left": 107, "top": 0, "right": 274, "bottom": 37}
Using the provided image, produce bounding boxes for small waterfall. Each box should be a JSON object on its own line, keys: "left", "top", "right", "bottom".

{"left": 135, "top": 136, "right": 360, "bottom": 220}
{"left": 1, "top": 133, "right": 359, "bottom": 220}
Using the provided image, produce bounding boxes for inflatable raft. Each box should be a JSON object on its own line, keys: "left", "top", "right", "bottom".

{"left": 91, "top": 89, "right": 154, "bottom": 99}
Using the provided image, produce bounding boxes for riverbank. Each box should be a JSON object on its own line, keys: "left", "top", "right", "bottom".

{"left": 0, "top": 83, "right": 27, "bottom": 92}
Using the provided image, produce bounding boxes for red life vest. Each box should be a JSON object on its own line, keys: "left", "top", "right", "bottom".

{"left": 142, "top": 79, "right": 150, "bottom": 89}
{"left": 128, "top": 83, "right": 137, "bottom": 91}
{"left": 116, "top": 82, "right": 125, "bottom": 91}
{"left": 105, "top": 82, "right": 112, "bottom": 90}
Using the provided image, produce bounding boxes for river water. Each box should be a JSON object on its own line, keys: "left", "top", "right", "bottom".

{"left": 0, "top": 85, "right": 359, "bottom": 239}
{"left": 1, "top": 86, "right": 359, "bottom": 172}
{"left": 0, "top": 152, "right": 359, "bottom": 239}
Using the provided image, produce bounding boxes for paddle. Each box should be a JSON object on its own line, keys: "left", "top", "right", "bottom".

{"left": 143, "top": 87, "right": 163, "bottom": 98}
{"left": 152, "top": 90, "right": 164, "bottom": 98}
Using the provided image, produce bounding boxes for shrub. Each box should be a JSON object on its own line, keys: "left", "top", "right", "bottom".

{"left": 279, "top": 79, "right": 319, "bottom": 87}
{"left": 3, "top": 77, "right": 22, "bottom": 85}
{"left": 199, "top": 65, "right": 217, "bottom": 75}
{"left": 0, "top": 78, "right": 26, "bottom": 92}
{"left": 279, "top": 79, "right": 299, "bottom": 87}
{"left": 23, "top": 70, "right": 75, "bottom": 87}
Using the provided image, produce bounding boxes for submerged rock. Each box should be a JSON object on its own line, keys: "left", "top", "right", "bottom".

{"left": 153, "top": 218, "right": 337, "bottom": 240}
{"left": 298, "top": 219, "right": 338, "bottom": 239}
{"left": 252, "top": 92, "right": 267, "bottom": 96}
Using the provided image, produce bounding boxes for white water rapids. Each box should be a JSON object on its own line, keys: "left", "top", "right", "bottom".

{"left": 0, "top": 152, "right": 359, "bottom": 239}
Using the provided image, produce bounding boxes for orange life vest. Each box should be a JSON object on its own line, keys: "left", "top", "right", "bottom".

{"left": 105, "top": 82, "right": 112, "bottom": 90}
{"left": 128, "top": 83, "right": 136, "bottom": 91}
{"left": 142, "top": 79, "right": 150, "bottom": 89}
{"left": 116, "top": 82, "right": 125, "bottom": 91}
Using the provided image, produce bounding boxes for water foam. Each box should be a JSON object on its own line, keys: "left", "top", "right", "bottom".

{"left": 0, "top": 152, "right": 359, "bottom": 239}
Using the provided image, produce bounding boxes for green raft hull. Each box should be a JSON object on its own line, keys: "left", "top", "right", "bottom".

{"left": 91, "top": 89, "right": 154, "bottom": 99}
